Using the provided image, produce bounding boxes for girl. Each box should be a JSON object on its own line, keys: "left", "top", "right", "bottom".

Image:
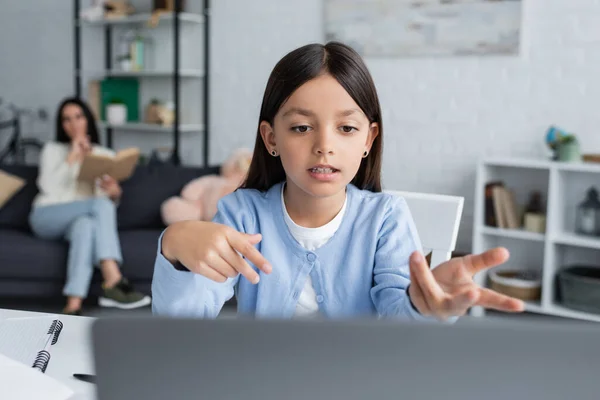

{"left": 152, "top": 42, "right": 524, "bottom": 320}
{"left": 29, "top": 97, "right": 151, "bottom": 315}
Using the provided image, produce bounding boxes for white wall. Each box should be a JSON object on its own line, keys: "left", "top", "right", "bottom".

{"left": 2, "top": 0, "right": 600, "bottom": 251}
{"left": 211, "top": 0, "right": 600, "bottom": 251}
{"left": 0, "top": 0, "right": 73, "bottom": 151}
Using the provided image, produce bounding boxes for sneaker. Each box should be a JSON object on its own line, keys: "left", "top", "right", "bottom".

{"left": 98, "top": 278, "right": 152, "bottom": 310}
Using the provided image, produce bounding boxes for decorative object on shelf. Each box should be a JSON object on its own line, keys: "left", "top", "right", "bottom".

{"left": 104, "top": 0, "right": 135, "bottom": 20}
{"left": 144, "top": 99, "right": 174, "bottom": 126}
{"left": 557, "top": 135, "right": 582, "bottom": 162}
{"left": 130, "top": 33, "right": 147, "bottom": 71}
{"left": 106, "top": 99, "right": 127, "bottom": 125}
{"left": 545, "top": 125, "right": 582, "bottom": 162}
{"left": 523, "top": 191, "right": 546, "bottom": 233}
{"left": 160, "top": 149, "right": 253, "bottom": 225}
{"left": 582, "top": 153, "right": 600, "bottom": 164}
{"left": 79, "top": 0, "right": 105, "bottom": 21}
{"left": 488, "top": 269, "right": 542, "bottom": 301}
{"left": 149, "top": 0, "right": 186, "bottom": 27}
{"left": 575, "top": 187, "right": 600, "bottom": 236}
{"left": 116, "top": 54, "right": 132, "bottom": 71}
{"left": 557, "top": 266, "right": 600, "bottom": 315}
{"left": 116, "top": 30, "right": 152, "bottom": 71}
{"left": 144, "top": 99, "right": 162, "bottom": 124}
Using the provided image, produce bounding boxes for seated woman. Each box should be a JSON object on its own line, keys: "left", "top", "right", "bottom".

{"left": 29, "top": 97, "right": 150, "bottom": 315}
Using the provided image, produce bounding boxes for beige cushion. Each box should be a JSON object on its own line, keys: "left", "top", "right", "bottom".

{"left": 0, "top": 170, "right": 26, "bottom": 209}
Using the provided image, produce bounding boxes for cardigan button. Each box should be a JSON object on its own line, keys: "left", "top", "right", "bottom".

{"left": 316, "top": 295, "right": 324, "bottom": 303}
{"left": 307, "top": 253, "right": 316, "bottom": 262}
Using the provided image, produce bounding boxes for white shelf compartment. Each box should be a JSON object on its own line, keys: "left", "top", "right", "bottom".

{"left": 479, "top": 226, "right": 545, "bottom": 242}
{"left": 553, "top": 232, "right": 600, "bottom": 250}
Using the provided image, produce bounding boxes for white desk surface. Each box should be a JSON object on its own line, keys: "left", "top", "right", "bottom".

{"left": 0, "top": 308, "right": 96, "bottom": 400}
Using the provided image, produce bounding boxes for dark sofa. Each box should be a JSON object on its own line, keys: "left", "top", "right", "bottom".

{"left": 0, "top": 163, "right": 219, "bottom": 298}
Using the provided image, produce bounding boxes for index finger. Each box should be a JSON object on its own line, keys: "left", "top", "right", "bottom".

{"left": 227, "top": 232, "right": 272, "bottom": 274}
{"left": 463, "top": 247, "right": 510, "bottom": 276}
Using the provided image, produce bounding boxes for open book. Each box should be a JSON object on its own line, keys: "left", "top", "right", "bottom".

{"left": 77, "top": 147, "right": 140, "bottom": 182}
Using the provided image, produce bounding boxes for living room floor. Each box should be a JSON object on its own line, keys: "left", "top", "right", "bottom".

{"left": 0, "top": 297, "right": 590, "bottom": 325}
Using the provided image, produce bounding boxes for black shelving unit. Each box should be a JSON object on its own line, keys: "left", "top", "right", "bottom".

{"left": 73, "top": 0, "right": 210, "bottom": 167}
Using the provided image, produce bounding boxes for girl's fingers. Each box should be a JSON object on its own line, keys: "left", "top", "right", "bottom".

{"left": 221, "top": 239, "right": 261, "bottom": 284}
{"left": 205, "top": 252, "right": 238, "bottom": 279}
{"left": 408, "top": 281, "right": 431, "bottom": 316}
{"left": 409, "top": 252, "right": 446, "bottom": 306}
{"left": 446, "top": 287, "right": 480, "bottom": 314}
{"left": 463, "top": 248, "right": 510, "bottom": 276}
{"left": 476, "top": 288, "right": 525, "bottom": 312}
{"left": 228, "top": 232, "right": 272, "bottom": 274}
{"left": 196, "top": 261, "right": 228, "bottom": 283}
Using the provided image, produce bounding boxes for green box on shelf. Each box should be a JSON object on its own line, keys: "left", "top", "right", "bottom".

{"left": 100, "top": 78, "right": 139, "bottom": 122}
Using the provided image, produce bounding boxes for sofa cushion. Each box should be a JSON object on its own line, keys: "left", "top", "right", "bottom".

{"left": 0, "top": 170, "right": 26, "bottom": 209}
{"left": 0, "top": 229, "right": 67, "bottom": 280}
{"left": 0, "top": 165, "right": 39, "bottom": 232}
{"left": 117, "top": 164, "right": 220, "bottom": 230}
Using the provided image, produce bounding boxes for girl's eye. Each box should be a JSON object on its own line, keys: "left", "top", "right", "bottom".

{"left": 291, "top": 125, "right": 311, "bottom": 133}
{"left": 341, "top": 126, "right": 357, "bottom": 134}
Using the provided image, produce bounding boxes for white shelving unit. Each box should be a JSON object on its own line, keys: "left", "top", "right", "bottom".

{"left": 78, "top": 12, "right": 205, "bottom": 26}
{"left": 471, "top": 157, "right": 600, "bottom": 323}
{"left": 74, "top": 0, "right": 209, "bottom": 166}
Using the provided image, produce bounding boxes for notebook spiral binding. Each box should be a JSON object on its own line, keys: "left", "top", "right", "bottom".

{"left": 32, "top": 350, "right": 51, "bottom": 373}
{"left": 31, "top": 319, "right": 63, "bottom": 372}
{"left": 51, "top": 320, "right": 64, "bottom": 345}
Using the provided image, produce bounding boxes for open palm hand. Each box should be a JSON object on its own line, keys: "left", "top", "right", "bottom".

{"left": 408, "top": 247, "right": 525, "bottom": 321}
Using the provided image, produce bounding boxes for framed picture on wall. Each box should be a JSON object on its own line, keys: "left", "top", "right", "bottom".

{"left": 325, "top": 0, "right": 523, "bottom": 57}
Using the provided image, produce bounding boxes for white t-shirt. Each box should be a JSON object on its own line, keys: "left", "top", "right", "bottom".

{"left": 281, "top": 185, "right": 347, "bottom": 317}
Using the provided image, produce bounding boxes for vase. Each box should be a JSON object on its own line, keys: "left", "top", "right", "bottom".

{"left": 106, "top": 104, "right": 127, "bottom": 125}
{"left": 558, "top": 141, "right": 582, "bottom": 162}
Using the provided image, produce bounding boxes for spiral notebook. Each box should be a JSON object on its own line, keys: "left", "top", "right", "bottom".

{"left": 0, "top": 316, "right": 64, "bottom": 372}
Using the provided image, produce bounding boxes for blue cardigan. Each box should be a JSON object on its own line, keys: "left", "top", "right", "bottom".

{"left": 152, "top": 182, "right": 433, "bottom": 321}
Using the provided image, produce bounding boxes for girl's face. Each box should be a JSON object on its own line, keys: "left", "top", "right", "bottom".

{"left": 61, "top": 104, "right": 88, "bottom": 140}
{"left": 261, "top": 74, "right": 378, "bottom": 199}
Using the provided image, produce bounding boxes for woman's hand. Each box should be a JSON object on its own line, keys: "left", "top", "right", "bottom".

{"left": 99, "top": 174, "right": 122, "bottom": 201}
{"left": 408, "top": 247, "right": 525, "bottom": 321}
{"left": 67, "top": 135, "right": 91, "bottom": 164}
{"left": 161, "top": 220, "right": 272, "bottom": 284}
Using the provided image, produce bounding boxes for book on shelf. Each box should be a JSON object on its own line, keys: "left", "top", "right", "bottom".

{"left": 501, "top": 187, "right": 520, "bottom": 230}
{"left": 485, "top": 181, "right": 521, "bottom": 230}
{"left": 77, "top": 147, "right": 140, "bottom": 182}
{"left": 485, "top": 181, "right": 503, "bottom": 227}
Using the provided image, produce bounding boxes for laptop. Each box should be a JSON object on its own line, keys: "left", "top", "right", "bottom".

{"left": 92, "top": 316, "right": 600, "bottom": 400}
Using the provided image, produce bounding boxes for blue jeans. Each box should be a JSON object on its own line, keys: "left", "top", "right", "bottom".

{"left": 29, "top": 197, "right": 123, "bottom": 298}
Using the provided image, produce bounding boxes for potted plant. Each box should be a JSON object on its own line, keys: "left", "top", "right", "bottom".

{"left": 117, "top": 54, "right": 132, "bottom": 71}
{"left": 557, "top": 134, "right": 582, "bottom": 162}
{"left": 106, "top": 98, "right": 127, "bottom": 125}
